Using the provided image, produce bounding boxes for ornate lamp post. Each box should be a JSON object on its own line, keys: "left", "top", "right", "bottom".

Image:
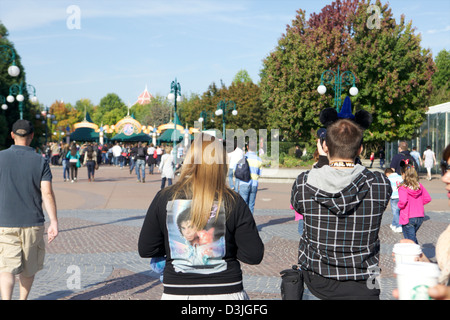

{"left": 7, "top": 81, "right": 37, "bottom": 119}
{"left": 0, "top": 45, "right": 20, "bottom": 77}
{"left": 198, "top": 110, "right": 215, "bottom": 130}
{"left": 317, "top": 65, "right": 358, "bottom": 111}
{"left": 215, "top": 99, "right": 237, "bottom": 141}
{"left": 167, "top": 78, "right": 182, "bottom": 165}
{"left": 0, "top": 95, "right": 7, "bottom": 111}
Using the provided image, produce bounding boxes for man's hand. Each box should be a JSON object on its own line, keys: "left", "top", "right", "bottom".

{"left": 47, "top": 220, "right": 58, "bottom": 243}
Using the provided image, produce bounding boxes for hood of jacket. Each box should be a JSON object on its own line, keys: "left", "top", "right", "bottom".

{"left": 401, "top": 185, "right": 423, "bottom": 199}
{"left": 305, "top": 164, "right": 376, "bottom": 216}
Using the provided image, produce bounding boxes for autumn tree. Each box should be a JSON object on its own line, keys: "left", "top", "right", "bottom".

{"left": 260, "top": 0, "right": 435, "bottom": 149}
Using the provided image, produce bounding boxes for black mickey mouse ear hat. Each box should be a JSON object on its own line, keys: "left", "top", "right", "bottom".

{"left": 319, "top": 96, "right": 372, "bottom": 130}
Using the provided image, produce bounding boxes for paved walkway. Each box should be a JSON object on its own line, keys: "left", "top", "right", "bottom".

{"left": 11, "top": 164, "right": 449, "bottom": 300}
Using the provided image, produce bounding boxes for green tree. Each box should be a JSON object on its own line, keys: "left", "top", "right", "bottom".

{"left": 232, "top": 69, "right": 253, "bottom": 85}
{"left": 0, "top": 22, "right": 35, "bottom": 149}
{"left": 430, "top": 49, "right": 450, "bottom": 106}
{"left": 93, "top": 93, "right": 127, "bottom": 125}
{"left": 131, "top": 95, "right": 172, "bottom": 127}
{"left": 260, "top": 0, "right": 435, "bottom": 148}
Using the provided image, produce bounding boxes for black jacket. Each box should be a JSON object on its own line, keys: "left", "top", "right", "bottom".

{"left": 138, "top": 187, "right": 264, "bottom": 295}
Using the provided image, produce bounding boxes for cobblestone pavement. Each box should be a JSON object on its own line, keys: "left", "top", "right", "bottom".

{"left": 8, "top": 165, "right": 449, "bottom": 300}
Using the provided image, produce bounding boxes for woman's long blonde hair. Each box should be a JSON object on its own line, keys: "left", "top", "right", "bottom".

{"left": 170, "top": 133, "right": 234, "bottom": 231}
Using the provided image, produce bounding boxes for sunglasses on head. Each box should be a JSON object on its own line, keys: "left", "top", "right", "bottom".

{"left": 441, "top": 160, "right": 450, "bottom": 175}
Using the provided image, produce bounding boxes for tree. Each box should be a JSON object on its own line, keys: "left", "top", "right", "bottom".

{"left": 232, "top": 69, "right": 253, "bottom": 85}
{"left": 93, "top": 93, "right": 127, "bottom": 125}
{"left": 131, "top": 95, "right": 172, "bottom": 127}
{"left": 0, "top": 22, "right": 34, "bottom": 149}
{"left": 260, "top": 0, "right": 435, "bottom": 149}
{"left": 430, "top": 49, "right": 450, "bottom": 106}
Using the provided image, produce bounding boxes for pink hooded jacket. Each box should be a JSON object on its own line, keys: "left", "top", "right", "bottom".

{"left": 397, "top": 183, "right": 431, "bottom": 225}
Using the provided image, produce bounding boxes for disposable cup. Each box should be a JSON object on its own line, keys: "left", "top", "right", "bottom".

{"left": 395, "top": 262, "right": 441, "bottom": 300}
{"left": 392, "top": 243, "right": 422, "bottom": 266}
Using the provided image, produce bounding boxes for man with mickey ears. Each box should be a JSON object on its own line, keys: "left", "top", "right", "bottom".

{"left": 291, "top": 99, "right": 392, "bottom": 300}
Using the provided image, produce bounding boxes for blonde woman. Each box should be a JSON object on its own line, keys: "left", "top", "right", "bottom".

{"left": 138, "top": 134, "right": 264, "bottom": 300}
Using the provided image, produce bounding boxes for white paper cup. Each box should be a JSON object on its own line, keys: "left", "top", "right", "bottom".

{"left": 392, "top": 243, "right": 422, "bottom": 266}
{"left": 395, "top": 262, "right": 441, "bottom": 300}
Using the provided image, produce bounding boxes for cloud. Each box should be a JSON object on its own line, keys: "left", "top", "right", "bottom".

{"left": 427, "top": 25, "right": 450, "bottom": 34}
{"left": 0, "top": 0, "right": 247, "bottom": 31}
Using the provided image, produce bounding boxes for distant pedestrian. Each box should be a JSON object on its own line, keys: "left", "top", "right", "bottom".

{"left": 147, "top": 144, "right": 157, "bottom": 174}
{"left": 398, "top": 160, "right": 432, "bottom": 244}
{"left": 238, "top": 140, "right": 262, "bottom": 214}
{"left": 83, "top": 143, "right": 97, "bottom": 182}
{"left": 423, "top": 146, "right": 436, "bottom": 181}
{"left": 135, "top": 142, "right": 148, "bottom": 183}
{"left": 66, "top": 144, "right": 80, "bottom": 183}
{"left": 159, "top": 146, "right": 175, "bottom": 189}
{"left": 385, "top": 168, "right": 403, "bottom": 233}
{"left": 379, "top": 147, "right": 385, "bottom": 169}
{"left": 369, "top": 152, "right": 375, "bottom": 168}
{"left": 61, "top": 142, "right": 70, "bottom": 182}
{"left": 0, "top": 120, "right": 58, "bottom": 300}
{"left": 390, "top": 141, "right": 418, "bottom": 175}
{"left": 410, "top": 146, "right": 422, "bottom": 175}
{"left": 227, "top": 142, "right": 244, "bottom": 191}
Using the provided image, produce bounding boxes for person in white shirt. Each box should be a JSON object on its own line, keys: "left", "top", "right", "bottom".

{"left": 423, "top": 146, "right": 436, "bottom": 181}
{"left": 227, "top": 143, "right": 244, "bottom": 191}
{"left": 112, "top": 143, "right": 122, "bottom": 166}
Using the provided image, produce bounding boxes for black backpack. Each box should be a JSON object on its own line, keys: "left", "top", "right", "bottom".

{"left": 137, "top": 147, "right": 145, "bottom": 158}
{"left": 234, "top": 156, "right": 251, "bottom": 182}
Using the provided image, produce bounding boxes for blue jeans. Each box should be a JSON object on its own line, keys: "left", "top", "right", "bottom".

{"left": 298, "top": 220, "right": 304, "bottom": 236}
{"left": 390, "top": 199, "right": 401, "bottom": 228}
{"left": 86, "top": 160, "right": 96, "bottom": 179}
{"left": 62, "top": 159, "right": 69, "bottom": 180}
{"left": 402, "top": 217, "right": 424, "bottom": 244}
{"left": 228, "top": 168, "right": 235, "bottom": 189}
{"left": 136, "top": 159, "right": 146, "bottom": 181}
{"left": 238, "top": 183, "right": 257, "bottom": 213}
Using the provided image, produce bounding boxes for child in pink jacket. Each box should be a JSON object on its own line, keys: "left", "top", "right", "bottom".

{"left": 398, "top": 160, "right": 432, "bottom": 244}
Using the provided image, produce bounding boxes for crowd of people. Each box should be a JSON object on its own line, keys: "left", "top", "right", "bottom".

{"left": 35, "top": 141, "right": 181, "bottom": 185}
{"left": 0, "top": 118, "right": 448, "bottom": 300}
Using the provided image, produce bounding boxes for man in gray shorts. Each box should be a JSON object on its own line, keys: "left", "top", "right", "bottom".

{"left": 0, "top": 119, "right": 58, "bottom": 300}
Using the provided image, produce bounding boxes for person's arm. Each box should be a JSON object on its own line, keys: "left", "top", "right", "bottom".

{"left": 138, "top": 192, "right": 166, "bottom": 258}
{"left": 397, "top": 187, "right": 408, "bottom": 209}
{"left": 233, "top": 197, "right": 264, "bottom": 265}
{"left": 41, "top": 180, "right": 58, "bottom": 243}
{"left": 421, "top": 185, "right": 432, "bottom": 205}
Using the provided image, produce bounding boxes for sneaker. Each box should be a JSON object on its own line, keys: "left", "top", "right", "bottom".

{"left": 395, "top": 227, "right": 403, "bottom": 233}
{"left": 71, "top": 180, "right": 74, "bottom": 183}
{"left": 142, "top": 179, "right": 145, "bottom": 183}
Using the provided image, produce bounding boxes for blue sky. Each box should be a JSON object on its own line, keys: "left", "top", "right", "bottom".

{"left": 0, "top": 0, "right": 449, "bottom": 108}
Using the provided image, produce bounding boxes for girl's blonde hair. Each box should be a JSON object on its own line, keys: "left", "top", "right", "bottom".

{"left": 400, "top": 161, "right": 420, "bottom": 190}
{"left": 170, "top": 133, "right": 234, "bottom": 231}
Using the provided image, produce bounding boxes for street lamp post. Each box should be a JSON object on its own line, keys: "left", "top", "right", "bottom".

{"left": 215, "top": 99, "right": 237, "bottom": 141}
{"left": 317, "top": 65, "right": 358, "bottom": 111}
{"left": 167, "top": 78, "right": 182, "bottom": 165}
{"left": 0, "top": 45, "right": 21, "bottom": 77}
{"left": 0, "top": 95, "right": 7, "bottom": 111}
{"left": 7, "top": 81, "right": 37, "bottom": 119}
{"left": 198, "top": 110, "right": 215, "bottom": 130}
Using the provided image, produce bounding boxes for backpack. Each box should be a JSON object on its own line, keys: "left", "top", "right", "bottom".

{"left": 137, "top": 147, "right": 145, "bottom": 158}
{"left": 234, "top": 156, "right": 251, "bottom": 182}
